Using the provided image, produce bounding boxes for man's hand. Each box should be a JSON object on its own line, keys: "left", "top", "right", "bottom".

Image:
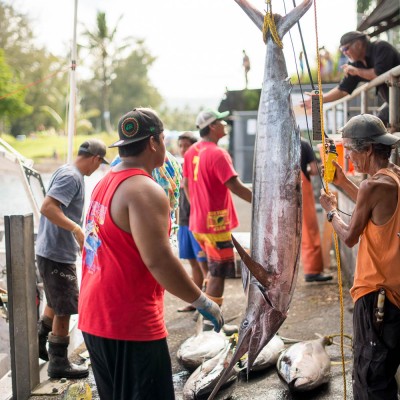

{"left": 301, "top": 92, "right": 313, "bottom": 110}
{"left": 191, "top": 293, "right": 224, "bottom": 332}
{"left": 320, "top": 188, "right": 338, "bottom": 212}
{"left": 321, "top": 160, "right": 347, "bottom": 187}
{"left": 341, "top": 64, "right": 359, "bottom": 77}
{"left": 73, "top": 226, "right": 84, "bottom": 251}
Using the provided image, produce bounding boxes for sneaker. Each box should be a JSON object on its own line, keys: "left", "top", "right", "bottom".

{"left": 305, "top": 273, "right": 333, "bottom": 282}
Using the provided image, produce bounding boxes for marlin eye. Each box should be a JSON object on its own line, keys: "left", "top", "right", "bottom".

{"left": 242, "top": 320, "right": 249, "bottom": 328}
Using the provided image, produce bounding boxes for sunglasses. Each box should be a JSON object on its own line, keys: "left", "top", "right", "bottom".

{"left": 340, "top": 41, "right": 355, "bottom": 53}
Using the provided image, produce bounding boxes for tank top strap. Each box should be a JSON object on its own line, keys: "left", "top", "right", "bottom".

{"left": 375, "top": 168, "right": 400, "bottom": 188}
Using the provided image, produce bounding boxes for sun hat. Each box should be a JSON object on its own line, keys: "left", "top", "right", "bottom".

{"left": 339, "top": 114, "right": 400, "bottom": 146}
{"left": 110, "top": 108, "right": 164, "bottom": 148}
{"left": 195, "top": 109, "right": 230, "bottom": 129}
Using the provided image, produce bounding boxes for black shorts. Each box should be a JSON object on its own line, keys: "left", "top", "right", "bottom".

{"left": 353, "top": 291, "right": 400, "bottom": 400}
{"left": 83, "top": 333, "right": 175, "bottom": 400}
{"left": 36, "top": 255, "right": 79, "bottom": 316}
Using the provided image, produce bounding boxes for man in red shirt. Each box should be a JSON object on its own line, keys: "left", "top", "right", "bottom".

{"left": 79, "top": 108, "right": 223, "bottom": 400}
{"left": 183, "top": 109, "right": 252, "bottom": 332}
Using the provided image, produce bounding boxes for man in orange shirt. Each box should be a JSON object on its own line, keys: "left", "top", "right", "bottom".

{"left": 320, "top": 114, "right": 400, "bottom": 399}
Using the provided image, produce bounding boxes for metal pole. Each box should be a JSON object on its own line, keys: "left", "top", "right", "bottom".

{"left": 67, "top": 0, "right": 78, "bottom": 164}
{"left": 388, "top": 75, "right": 399, "bottom": 165}
{"left": 360, "top": 90, "right": 368, "bottom": 114}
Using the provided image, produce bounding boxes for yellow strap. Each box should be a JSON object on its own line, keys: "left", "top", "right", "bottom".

{"left": 313, "top": 1, "right": 347, "bottom": 398}
{"left": 262, "top": 0, "right": 283, "bottom": 47}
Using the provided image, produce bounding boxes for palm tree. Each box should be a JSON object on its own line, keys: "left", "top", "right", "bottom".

{"left": 82, "top": 12, "right": 130, "bottom": 133}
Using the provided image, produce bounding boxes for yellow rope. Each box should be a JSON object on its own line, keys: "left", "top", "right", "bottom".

{"left": 313, "top": 2, "right": 347, "bottom": 399}
{"left": 262, "top": 0, "right": 283, "bottom": 47}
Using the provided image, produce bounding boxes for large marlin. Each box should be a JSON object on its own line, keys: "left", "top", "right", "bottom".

{"left": 208, "top": 0, "right": 312, "bottom": 398}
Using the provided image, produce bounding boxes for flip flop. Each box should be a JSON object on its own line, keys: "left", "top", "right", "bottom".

{"left": 177, "top": 305, "right": 196, "bottom": 312}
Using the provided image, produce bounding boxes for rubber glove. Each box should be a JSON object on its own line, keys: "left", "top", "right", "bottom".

{"left": 191, "top": 293, "right": 224, "bottom": 332}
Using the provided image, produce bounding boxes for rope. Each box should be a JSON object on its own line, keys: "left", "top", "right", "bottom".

{"left": 262, "top": 0, "right": 283, "bottom": 47}
{"left": 0, "top": 64, "right": 71, "bottom": 101}
{"left": 313, "top": 2, "right": 347, "bottom": 398}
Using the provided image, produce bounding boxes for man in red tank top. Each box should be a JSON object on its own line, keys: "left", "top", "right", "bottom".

{"left": 320, "top": 114, "right": 400, "bottom": 399}
{"left": 78, "top": 108, "right": 223, "bottom": 400}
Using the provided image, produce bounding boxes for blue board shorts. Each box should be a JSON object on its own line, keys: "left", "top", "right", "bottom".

{"left": 178, "top": 225, "right": 207, "bottom": 262}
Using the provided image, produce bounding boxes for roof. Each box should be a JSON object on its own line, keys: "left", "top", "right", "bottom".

{"left": 357, "top": 0, "right": 400, "bottom": 36}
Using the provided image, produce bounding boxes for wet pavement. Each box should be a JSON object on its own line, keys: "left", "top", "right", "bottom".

{"left": 28, "top": 260, "right": 355, "bottom": 400}
{"left": 167, "top": 262, "right": 354, "bottom": 400}
{"left": 26, "top": 194, "right": 357, "bottom": 399}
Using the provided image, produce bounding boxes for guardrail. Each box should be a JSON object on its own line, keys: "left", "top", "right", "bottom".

{"left": 323, "top": 65, "right": 400, "bottom": 135}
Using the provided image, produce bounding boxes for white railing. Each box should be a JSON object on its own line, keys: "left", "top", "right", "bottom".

{"left": 324, "top": 65, "right": 400, "bottom": 135}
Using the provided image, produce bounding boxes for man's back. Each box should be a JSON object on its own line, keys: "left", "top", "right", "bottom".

{"left": 183, "top": 141, "right": 238, "bottom": 234}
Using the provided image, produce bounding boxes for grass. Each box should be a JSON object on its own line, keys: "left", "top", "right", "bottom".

{"left": 1, "top": 131, "right": 120, "bottom": 164}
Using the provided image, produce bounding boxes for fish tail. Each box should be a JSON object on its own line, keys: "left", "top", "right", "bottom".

{"left": 277, "top": 0, "right": 313, "bottom": 38}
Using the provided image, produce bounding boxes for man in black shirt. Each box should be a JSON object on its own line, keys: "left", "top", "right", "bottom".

{"left": 304, "top": 31, "right": 400, "bottom": 125}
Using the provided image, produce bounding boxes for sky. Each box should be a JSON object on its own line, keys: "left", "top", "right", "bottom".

{"left": 7, "top": 0, "right": 357, "bottom": 109}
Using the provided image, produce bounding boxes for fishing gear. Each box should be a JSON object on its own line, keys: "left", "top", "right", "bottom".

{"left": 311, "top": 89, "right": 322, "bottom": 141}
{"left": 324, "top": 140, "right": 338, "bottom": 183}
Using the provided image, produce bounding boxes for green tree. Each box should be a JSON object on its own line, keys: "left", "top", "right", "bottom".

{"left": 0, "top": 2, "right": 69, "bottom": 136}
{"left": 357, "top": 0, "right": 374, "bottom": 13}
{"left": 81, "top": 11, "right": 131, "bottom": 133}
{"left": 108, "top": 41, "right": 162, "bottom": 124}
{"left": 0, "top": 49, "right": 31, "bottom": 125}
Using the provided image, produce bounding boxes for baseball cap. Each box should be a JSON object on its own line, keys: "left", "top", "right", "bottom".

{"left": 110, "top": 108, "right": 164, "bottom": 148}
{"left": 196, "top": 109, "right": 230, "bottom": 129}
{"left": 339, "top": 114, "right": 400, "bottom": 146}
{"left": 78, "top": 139, "right": 109, "bottom": 164}
{"left": 340, "top": 31, "right": 366, "bottom": 47}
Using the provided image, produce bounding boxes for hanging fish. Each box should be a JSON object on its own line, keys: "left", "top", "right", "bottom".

{"left": 208, "top": 0, "right": 313, "bottom": 398}
{"left": 277, "top": 336, "right": 332, "bottom": 391}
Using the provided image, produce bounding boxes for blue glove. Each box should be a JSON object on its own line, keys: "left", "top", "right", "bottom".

{"left": 191, "top": 293, "right": 224, "bottom": 332}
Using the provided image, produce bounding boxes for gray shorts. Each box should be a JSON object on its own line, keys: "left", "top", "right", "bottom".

{"left": 36, "top": 255, "right": 79, "bottom": 316}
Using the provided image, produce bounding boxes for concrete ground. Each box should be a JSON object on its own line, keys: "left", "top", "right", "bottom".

{"left": 25, "top": 194, "right": 357, "bottom": 400}
{"left": 26, "top": 258, "right": 354, "bottom": 400}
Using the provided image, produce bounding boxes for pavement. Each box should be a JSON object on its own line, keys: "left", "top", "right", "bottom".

{"left": 25, "top": 194, "right": 358, "bottom": 400}
{"left": 25, "top": 257, "right": 354, "bottom": 400}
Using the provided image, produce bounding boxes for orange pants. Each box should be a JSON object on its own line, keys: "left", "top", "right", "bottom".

{"left": 301, "top": 172, "right": 323, "bottom": 274}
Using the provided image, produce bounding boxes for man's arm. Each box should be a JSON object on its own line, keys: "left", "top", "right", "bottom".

{"left": 303, "top": 86, "right": 348, "bottom": 109}
{"left": 341, "top": 64, "right": 377, "bottom": 81}
{"left": 225, "top": 176, "right": 252, "bottom": 203}
{"left": 308, "top": 160, "right": 319, "bottom": 176}
{"left": 40, "top": 196, "right": 84, "bottom": 248}
{"left": 330, "top": 160, "right": 359, "bottom": 202}
{"left": 182, "top": 177, "right": 190, "bottom": 204}
{"left": 320, "top": 179, "right": 374, "bottom": 247}
{"left": 128, "top": 179, "right": 202, "bottom": 302}
{"left": 126, "top": 178, "right": 223, "bottom": 330}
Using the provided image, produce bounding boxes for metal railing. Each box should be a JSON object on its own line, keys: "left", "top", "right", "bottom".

{"left": 323, "top": 65, "right": 400, "bottom": 135}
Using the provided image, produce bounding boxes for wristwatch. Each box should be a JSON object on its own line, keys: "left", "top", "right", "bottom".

{"left": 327, "top": 209, "right": 338, "bottom": 222}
